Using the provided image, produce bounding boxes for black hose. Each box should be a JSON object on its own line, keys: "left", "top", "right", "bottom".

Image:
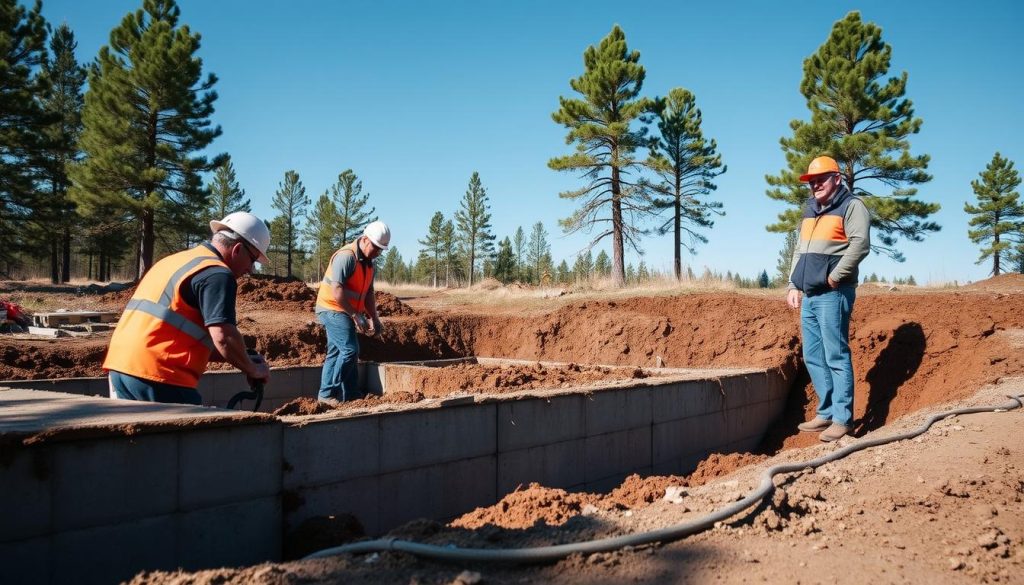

{"left": 304, "top": 394, "right": 1023, "bottom": 563}
{"left": 226, "top": 382, "right": 264, "bottom": 411}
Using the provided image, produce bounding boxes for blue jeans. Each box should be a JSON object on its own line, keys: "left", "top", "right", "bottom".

{"left": 318, "top": 311, "right": 363, "bottom": 401}
{"left": 109, "top": 370, "right": 202, "bottom": 405}
{"left": 801, "top": 286, "right": 856, "bottom": 426}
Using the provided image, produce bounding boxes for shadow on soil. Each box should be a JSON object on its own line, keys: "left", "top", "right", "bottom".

{"left": 856, "top": 322, "right": 925, "bottom": 436}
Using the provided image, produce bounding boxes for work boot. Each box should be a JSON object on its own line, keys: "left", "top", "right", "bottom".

{"left": 819, "top": 423, "right": 850, "bottom": 442}
{"left": 318, "top": 397, "right": 341, "bottom": 408}
{"left": 797, "top": 417, "right": 831, "bottom": 432}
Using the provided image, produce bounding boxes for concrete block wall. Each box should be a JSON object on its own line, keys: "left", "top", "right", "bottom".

{"left": 0, "top": 419, "right": 283, "bottom": 585}
{"left": 1, "top": 364, "right": 375, "bottom": 413}
{"left": 284, "top": 369, "right": 789, "bottom": 537}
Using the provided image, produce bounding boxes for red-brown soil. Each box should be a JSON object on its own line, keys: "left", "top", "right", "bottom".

{"left": 4, "top": 275, "right": 1024, "bottom": 583}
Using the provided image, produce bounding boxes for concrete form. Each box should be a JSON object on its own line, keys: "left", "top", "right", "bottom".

{"left": 1, "top": 359, "right": 790, "bottom": 585}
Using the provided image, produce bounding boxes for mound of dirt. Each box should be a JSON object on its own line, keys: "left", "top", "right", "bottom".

{"left": 451, "top": 483, "right": 606, "bottom": 530}
{"left": 374, "top": 291, "right": 415, "bottom": 316}
{"left": 965, "top": 272, "right": 1024, "bottom": 291}
{"left": 392, "top": 361, "right": 648, "bottom": 397}
{"left": 236, "top": 275, "right": 317, "bottom": 311}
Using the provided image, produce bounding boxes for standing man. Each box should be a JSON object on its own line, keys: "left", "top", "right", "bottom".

{"left": 787, "top": 156, "right": 871, "bottom": 442}
{"left": 104, "top": 212, "right": 272, "bottom": 405}
{"left": 315, "top": 221, "right": 390, "bottom": 403}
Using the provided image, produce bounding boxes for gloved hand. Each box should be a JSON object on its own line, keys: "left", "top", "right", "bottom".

{"left": 245, "top": 348, "right": 269, "bottom": 389}
{"left": 352, "top": 313, "right": 369, "bottom": 334}
{"left": 367, "top": 315, "right": 382, "bottom": 338}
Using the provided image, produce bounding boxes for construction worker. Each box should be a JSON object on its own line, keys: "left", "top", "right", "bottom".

{"left": 315, "top": 221, "right": 390, "bottom": 403}
{"left": 103, "top": 212, "right": 272, "bottom": 404}
{"left": 787, "top": 156, "right": 871, "bottom": 442}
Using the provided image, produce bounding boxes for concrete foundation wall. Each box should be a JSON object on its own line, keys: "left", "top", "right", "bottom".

{"left": 0, "top": 391, "right": 283, "bottom": 585}
{"left": 283, "top": 369, "right": 789, "bottom": 537}
{"left": 2, "top": 365, "right": 790, "bottom": 584}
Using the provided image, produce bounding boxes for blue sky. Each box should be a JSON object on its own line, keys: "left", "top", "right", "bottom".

{"left": 38, "top": 0, "right": 1024, "bottom": 284}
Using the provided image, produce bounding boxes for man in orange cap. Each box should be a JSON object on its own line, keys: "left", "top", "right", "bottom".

{"left": 786, "top": 156, "right": 871, "bottom": 442}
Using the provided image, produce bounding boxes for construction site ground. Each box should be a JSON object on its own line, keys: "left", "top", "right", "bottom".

{"left": 2, "top": 274, "right": 1023, "bottom": 583}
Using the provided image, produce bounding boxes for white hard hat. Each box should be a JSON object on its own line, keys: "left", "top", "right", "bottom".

{"left": 210, "top": 212, "right": 271, "bottom": 263}
{"left": 363, "top": 220, "right": 391, "bottom": 250}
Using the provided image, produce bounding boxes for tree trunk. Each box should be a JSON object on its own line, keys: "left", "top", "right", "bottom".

{"left": 139, "top": 206, "right": 155, "bottom": 278}
{"left": 610, "top": 166, "right": 625, "bottom": 286}
{"left": 61, "top": 228, "right": 71, "bottom": 283}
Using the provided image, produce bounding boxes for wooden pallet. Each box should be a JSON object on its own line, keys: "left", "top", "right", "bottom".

{"left": 32, "top": 311, "right": 119, "bottom": 327}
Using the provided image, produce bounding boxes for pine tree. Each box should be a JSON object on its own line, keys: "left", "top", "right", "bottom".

{"left": 271, "top": 170, "right": 308, "bottom": 277}
{"left": 38, "top": 23, "right": 86, "bottom": 283}
{"left": 512, "top": 226, "right": 526, "bottom": 282}
{"left": 453, "top": 171, "right": 495, "bottom": 287}
{"left": 418, "top": 211, "right": 446, "bottom": 287}
{"left": 594, "top": 249, "right": 611, "bottom": 277}
{"left": 493, "top": 237, "right": 515, "bottom": 283}
{"left": 380, "top": 247, "right": 404, "bottom": 284}
{"left": 302, "top": 192, "right": 338, "bottom": 277}
{"left": 0, "top": 0, "right": 48, "bottom": 273}
{"left": 572, "top": 250, "right": 593, "bottom": 282}
{"left": 207, "top": 156, "right": 251, "bottom": 220}
{"left": 759, "top": 270, "right": 770, "bottom": 288}
{"left": 526, "top": 222, "right": 550, "bottom": 285}
{"left": 649, "top": 87, "right": 725, "bottom": 280}
{"left": 330, "top": 169, "right": 375, "bottom": 246}
{"left": 965, "top": 152, "right": 1023, "bottom": 276}
{"left": 774, "top": 230, "right": 798, "bottom": 286}
{"left": 69, "top": 0, "right": 224, "bottom": 277}
{"left": 549, "top": 25, "right": 659, "bottom": 286}
{"left": 637, "top": 260, "right": 649, "bottom": 282}
{"left": 557, "top": 260, "right": 571, "bottom": 284}
{"left": 765, "top": 11, "right": 939, "bottom": 262}
{"left": 440, "top": 218, "right": 458, "bottom": 286}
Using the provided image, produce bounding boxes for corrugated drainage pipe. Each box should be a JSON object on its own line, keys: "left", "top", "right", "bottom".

{"left": 305, "top": 394, "right": 1023, "bottom": 564}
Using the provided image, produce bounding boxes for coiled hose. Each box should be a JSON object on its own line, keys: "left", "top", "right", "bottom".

{"left": 304, "top": 394, "right": 1023, "bottom": 563}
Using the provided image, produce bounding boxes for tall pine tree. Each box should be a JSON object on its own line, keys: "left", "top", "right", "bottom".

{"left": 302, "top": 192, "right": 338, "bottom": 277}
{"left": 453, "top": 171, "right": 495, "bottom": 287}
{"left": 765, "top": 11, "right": 939, "bottom": 262}
{"left": 0, "top": 0, "right": 48, "bottom": 274}
{"left": 207, "top": 155, "right": 251, "bottom": 220}
{"left": 417, "top": 211, "right": 446, "bottom": 287}
{"left": 330, "top": 169, "right": 375, "bottom": 246}
{"left": 70, "top": 0, "right": 224, "bottom": 277}
{"left": 549, "top": 25, "right": 659, "bottom": 286}
{"left": 965, "top": 153, "right": 1023, "bottom": 276}
{"left": 270, "top": 170, "right": 308, "bottom": 278}
{"left": 38, "top": 23, "right": 86, "bottom": 283}
{"left": 649, "top": 87, "right": 725, "bottom": 280}
{"left": 526, "top": 221, "right": 550, "bottom": 285}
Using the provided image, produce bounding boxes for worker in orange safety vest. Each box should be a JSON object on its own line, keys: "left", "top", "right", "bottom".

{"left": 314, "top": 221, "right": 390, "bottom": 403}
{"left": 103, "top": 212, "right": 272, "bottom": 404}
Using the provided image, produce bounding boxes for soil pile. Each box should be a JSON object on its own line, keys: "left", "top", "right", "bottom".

{"left": 391, "top": 361, "right": 648, "bottom": 397}
{"left": 237, "top": 275, "right": 317, "bottom": 311}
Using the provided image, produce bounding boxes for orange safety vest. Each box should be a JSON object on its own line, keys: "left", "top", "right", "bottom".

{"left": 103, "top": 245, "right": 232, "bottom": 389}
{"left": 315, "top": 241, "right": 374, "bottom": 314}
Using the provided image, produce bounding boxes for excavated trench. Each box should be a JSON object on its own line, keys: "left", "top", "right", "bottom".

{"left": 2, "top": 274, "right": 1024, "bottom": 585}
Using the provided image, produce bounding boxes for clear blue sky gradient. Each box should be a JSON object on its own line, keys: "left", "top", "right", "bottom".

{"left": 38, "top": 0, "right": 1024, "bottom": 284}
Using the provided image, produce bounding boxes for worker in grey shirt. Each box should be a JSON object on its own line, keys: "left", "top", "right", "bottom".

{"left": 314, "top": 221, "right": 391, "bottom": 402}
{"left": 786, "top": 156, "right": 871, "bottom": 442}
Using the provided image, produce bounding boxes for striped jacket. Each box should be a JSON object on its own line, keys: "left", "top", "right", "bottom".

{"left": 788, "top": 184, "right": 871, "bottom": 295}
